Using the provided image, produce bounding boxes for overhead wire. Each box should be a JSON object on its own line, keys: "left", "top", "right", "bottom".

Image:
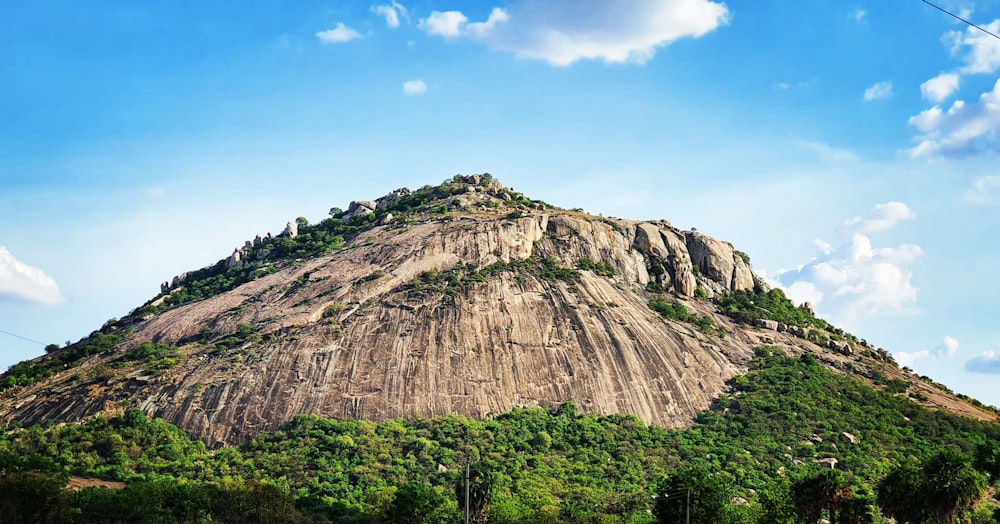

{"left": 922, "top": 0, "right": 1000, "bottom": 41}
{"left": 0, "top": 328, "right": 47, "bottom": 346}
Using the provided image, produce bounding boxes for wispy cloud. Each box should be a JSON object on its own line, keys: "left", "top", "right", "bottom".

{"left": 898, "top": 335, "right": 961, "bottom": 365}
{"left": 796, "top": 139, "right": 860, "bottom": 163}
{"left": 842, "top": 201, "right": 916, "bottom": 233}
{"left": 316, "top": 23, "right": 362, "bottom": 44}
{"left": 850, "top": 8, "right": 867, "bottom": 23}
{"left": 965, "top": 175, "right": 1000, "bottom": 204}
{"left": 402, "top": 79, "right": 426, "bottom": 95}
{"left": 863, "top": 81, "right": 893, "bottom": 101}
{"left": 0, "top": 247, "right": 63, "bottom": 305}
{"left": 371, "top": 2, "right": 408, "bottom": 28}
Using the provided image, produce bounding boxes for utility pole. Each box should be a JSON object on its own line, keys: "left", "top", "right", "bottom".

{"left": 686, "top": 488, "right": 690, "bottom": 524}
{"left": 464, "top": 462, "right": 471, "bottom": 524}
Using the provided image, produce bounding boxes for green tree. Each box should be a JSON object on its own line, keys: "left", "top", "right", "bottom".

{"left": 385, "top": 481, "right": 458, "bottom": 524}
{"left": 920, "top": 449, "right": 987, "bottom": 523}
{"left": 0, "top": 470, "right": 69, "bottom": 523}
{"left": 974, "top": 438, "right": 1000, "bottom": 480}
{"left": 756, "top": 476, "right": 795, "bottom": 524}
{"left": 877, "top": 461, "right": 925, "bottom": 524}
{"left": 792, "top": 469, "right": 852, "bottom": 524}
{"left": 455, "top": 464, "right": 497, "bottom": 524}
{"left": 655, "top": 467, "right": 731, "bottom": 524}
{"left": 878, "top": 450, "right": 987, "bottom": 524}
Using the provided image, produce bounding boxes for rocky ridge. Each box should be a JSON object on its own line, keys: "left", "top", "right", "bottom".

{"left": 0, "top": 175, "right": 992, "bottom": 447}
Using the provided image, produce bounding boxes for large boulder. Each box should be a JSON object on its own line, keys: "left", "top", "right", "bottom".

{"left": 817, "top": 457, "right": 838, "bottom": 469}
{"left": 344, "top": 200, "right": 377, "bottom": 219}
{"left": 634, "top": 223, "right": 696, "bottom": 296}
{"left": 634, "top": 223, "right": 669, "bottom": 260}
{"left": 732, "top": 253, "right": 754, "bottom": 290}
{"left": 684, "top": 232, "right": 757, "bottom": 293}
{"left": 757, "top": 319, "right": 779, "bottom": 331}
{"left": 659, "top": 228, "right": 697, "bottom": 297}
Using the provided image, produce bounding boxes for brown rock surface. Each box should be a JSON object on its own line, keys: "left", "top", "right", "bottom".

{"left": 0, "top": 195, "right": 993, "bottom": 447}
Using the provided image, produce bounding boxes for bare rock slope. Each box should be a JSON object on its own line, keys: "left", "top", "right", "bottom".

{"left": 1, "top": 176, "right": 992, "bottom": 447}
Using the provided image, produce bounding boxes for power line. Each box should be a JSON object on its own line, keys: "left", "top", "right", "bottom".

{"left": 0, "top": 329, "right": 46, "bottom": 346}
{"left": 922, "top": 0, "right": 1000, "bottom": 41}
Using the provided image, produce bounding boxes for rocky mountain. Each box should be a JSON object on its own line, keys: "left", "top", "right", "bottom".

{"left": 0, "top": 174, "right": 992, "bottom": 447}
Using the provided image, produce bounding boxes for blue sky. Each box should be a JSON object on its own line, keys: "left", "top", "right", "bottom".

{"left": 4, "top": 0, "right": 1000, "bottom": 406}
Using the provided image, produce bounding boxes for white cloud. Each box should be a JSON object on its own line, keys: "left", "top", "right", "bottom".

{"left": 0, "top": 247, "right": 63, "bottom": 305}
{"left": 146, "top": 187, "right": 167, "bottom": 198}
{"left": 863, "top": 81, "right": 893, "bottom": 101}
{"left": 966, "top": 350, "right": 1000, "bottom": 374}
{"left": 316, "top": 23, "right": 362, "bottom": 44}
{"left": 466, "top": 7, "right": 509, "bottom": 36}
{"left": 895, "top": 334, "right": 960, "bottom": 368}
{"left": 778, "top": 202, "right": 921, "bottom": 326}
{"left": 842, "top": 201, "right": 916, "bottom": 233}
{"left": 934, "top": 335, "right": 960, "bottom": 357}
{"left": 946, "top": 20, "right": 1000, "bottom": 74}
{"left": 419, "top": 10, "right": 469, "bottom": 37}
{"left": 895, "top": 350, "right": 930, "bottom": 367}
{"left": 814, "top": 238, "right": 833, "bottom": 255}
{"left": 907, "top": 79, "right": 1000, "bottom": 157}
{"left": 778, "top": 233, "right": 921, "bottom": 325}
{"left": 965, "top": 175, "right": 1000, "bottom": 204}
{"left": 371, "top": 2, "right": 408, "bottom": 28}
{"left": 850, "top": 8, "right": 867, "bottom": 23}
{"left": 920, "top": 72, "right": 960, "bottom": 102}
{"left": 419, "top": 0, "right": 729, "bottom": 66}
{"left": 906, "top": 19, "right": 1000, "bottom": 157}
{"left": 402, "top": 79, "right": 426, "bottom": 94}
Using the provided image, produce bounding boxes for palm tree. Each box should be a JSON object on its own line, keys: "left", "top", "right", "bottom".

{"left": 792, "top": 468, "right": 852, "bottom": 524}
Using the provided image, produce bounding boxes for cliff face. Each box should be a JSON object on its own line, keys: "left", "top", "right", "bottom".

{"left": 0, "top": 178, "right": 992, "bottom": 447}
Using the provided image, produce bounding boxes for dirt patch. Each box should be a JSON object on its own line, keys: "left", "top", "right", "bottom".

{"left": 67, "top": 476, "right": 126, "bottom": 491}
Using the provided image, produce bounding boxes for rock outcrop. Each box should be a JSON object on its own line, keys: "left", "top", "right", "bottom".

{"left": 685, "top": 232, "right": 755, "bottom": 296}
{"left": 344, "top": 200, "right": 377, "bottom": 219}
{"left": 1, "top": 176, "right": 994, "bottom": 447}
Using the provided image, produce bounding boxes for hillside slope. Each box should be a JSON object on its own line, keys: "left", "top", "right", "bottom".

{"left": 0, "top": 175, "right": 992, "bottom": 447}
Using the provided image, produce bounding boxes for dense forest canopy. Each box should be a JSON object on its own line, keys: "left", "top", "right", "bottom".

{"left": 2, "top": 350, "right": 999, "bottom": 523}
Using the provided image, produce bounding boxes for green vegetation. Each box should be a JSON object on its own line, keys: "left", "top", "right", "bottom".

{"left": 353, "top": 270, "right": 386, "bottom": 286}
{"left": 133, "top": 176, "right": 551, "bottom": 318}
{"left": 5, "top": 350, "right": 994, "bottom": 522}
{"left": 115, "top": 342, "right": 180, "bottom": 374}
{"left": 648, "top": 298, "right": 722, "bottom": 336}
{"left": 1, "top": 332, "right": 124, "bottom": 392}
{"left": 1, "top": 176, "right": 559, "bottom": 390}
{"left": 717, "top": 288, "right": 830, "bottom": 330}
{"left": 323, "top": 303, "right": 346, "bottom": 319}
{"left": 214, "top": 323, "right": 258, "bottom": 350}
{"left": 401, "top": 256, "right": 581, "bottom": 300}
{"left": 575, "top": 257, "right": 616, "bottom": 277}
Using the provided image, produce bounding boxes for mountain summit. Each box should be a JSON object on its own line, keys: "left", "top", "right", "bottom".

{"left": 0, "top": 175, "right": 991, "bottom": 447}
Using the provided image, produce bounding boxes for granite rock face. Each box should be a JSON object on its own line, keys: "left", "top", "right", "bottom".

{"left": 1, "top": 183, "right": 992, "bottom": 447}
